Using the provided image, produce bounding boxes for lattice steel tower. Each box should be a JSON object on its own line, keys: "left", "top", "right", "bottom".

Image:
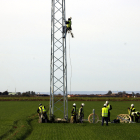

{"left": 50, "top": 0, "right": 68, "bottom": 120}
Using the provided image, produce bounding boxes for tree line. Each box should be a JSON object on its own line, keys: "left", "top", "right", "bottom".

{"left": 106, "top": 90, "right": 140, "bottom": 96}
{"left": 0, "top": 91, "right": 36, "bottom": 96}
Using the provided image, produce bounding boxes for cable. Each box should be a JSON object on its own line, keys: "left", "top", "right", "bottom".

{"left": 69, "top": 32, "right": 72, "bottom": 95}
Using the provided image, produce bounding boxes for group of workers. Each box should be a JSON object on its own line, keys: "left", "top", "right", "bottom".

{"left": 101, "top": 101, "right": 112, "bottom": 126}
{"left": 71, "top": 103, "right": 85, "bottom": 123}
{"left": 37, "top": 101, "right": 140, "bottom": 124}
{"left": 128, "top": 104, "right": 140, "bottom": 123}
{"left": 37, "top": 102, "right": 85, "bottom": 123}
{"left": 37, "top": 103, "right": 48, "bottom": 123}
{"left": 101, "top": 102, "right": 140, "bottom": 126}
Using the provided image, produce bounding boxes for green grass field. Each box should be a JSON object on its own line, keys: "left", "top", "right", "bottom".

{"left": 0, "top": 101, "right": 140, "bottom": 140}
{"left": 0, "top": 96, "right": 140, "bottom": 101}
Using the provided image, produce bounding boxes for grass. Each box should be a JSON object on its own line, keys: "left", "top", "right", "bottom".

{"left": 0, "top": 101, "right": 140, "bottom": 140}
{"left": 0, "top": 96, "right": 140, "bottom": 101}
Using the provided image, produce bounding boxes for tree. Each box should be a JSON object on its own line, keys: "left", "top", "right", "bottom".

{"left": 107, "top": 90, "right": 112, "bottom": 95}
{"left": 31, "top": 91, "right": 35, "bottom": 95}
{"left": 17, "top": 92, "right": 21, "bottom": 95}
{"left": 3, "top": 91, "right": 8, "bottom": 95}
{"left": 118, "top": 91, "right": 126, "bottom": 96}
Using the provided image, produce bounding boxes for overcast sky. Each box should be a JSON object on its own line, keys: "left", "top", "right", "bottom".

{"left": 0, "top": 0, "right": 140, "bottom": 92}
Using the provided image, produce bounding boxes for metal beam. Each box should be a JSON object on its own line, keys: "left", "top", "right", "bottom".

{"left": 50, "top": 0, "right": 68, "bottom": 120}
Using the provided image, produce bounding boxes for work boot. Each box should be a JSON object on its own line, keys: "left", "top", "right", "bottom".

{"left": 71, "top": 33, "right": 74, "bottom": 38}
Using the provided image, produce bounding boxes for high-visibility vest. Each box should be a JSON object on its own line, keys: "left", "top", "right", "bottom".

{"left": 107, "top": 104, "right": 111, "bottom": 112}
{"left": 128, "top": 109, "right": 130, "bottom": 115}
{"left": 130, "top": 107, "right": 135, "bottom": 115}
{"left": 135, "top": 112, "right": 140, "bottom": 117}
{"left": 67, "top": 20, "right": 71, "bottom": 28}
{"left": 72, "top": 107, "right": 76, "bottom": 115}
{"left": 130, "top": 107, "right": 135, "bottom": 112}
{"left": 39, "top": 105, "right": 46, "bottom": 113}
{"left": 107, "top": 104, "right": 110, "bottom": 109}
{"left": 79, "top": 107, "right": 84, "bottom": 116}
{"left": 102, "top": 107, "right": 108, "bottom": 117}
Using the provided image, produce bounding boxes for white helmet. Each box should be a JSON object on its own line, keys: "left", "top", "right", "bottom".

{"left": 73, "top": 103, "right": 76, "bottom": 106}
{"left": 106, "top": 101, "right": 109, "bottom": 104}
{"left": 104, "top": 104, "right": 106, "bottom": 107}
{"left": 81, "top": 103, "right": 85, "bottom": 106}
{"left": 132, "top": 112, "right": 135, "bottom": 115}
{"left": 131, "top": 104, "right": 134, "bottom": 107}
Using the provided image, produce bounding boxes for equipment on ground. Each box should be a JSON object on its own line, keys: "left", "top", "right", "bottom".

{"left": 88, "top": 113, "right": 99, "bottom": 123}
{"left": 117, "top": 114, "right": 134, "bottom": 123}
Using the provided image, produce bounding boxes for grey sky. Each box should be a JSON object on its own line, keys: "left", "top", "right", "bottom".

{"left": 0, "top": 0, "right": 140, "bottom": 92}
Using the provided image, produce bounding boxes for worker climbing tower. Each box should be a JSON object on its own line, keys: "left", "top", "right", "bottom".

{"left": 50, "top": 0, "right": 68, "bottom": 120}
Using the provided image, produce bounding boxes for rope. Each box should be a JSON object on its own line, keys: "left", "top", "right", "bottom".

{"left": 69, "top": 32, "right": 72, "bottom": 95}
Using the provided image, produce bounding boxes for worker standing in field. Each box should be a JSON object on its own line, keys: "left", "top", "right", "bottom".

{"left": 71, "top": 103, "right": 76, "bottom": 123}
{"left": 101, "top": 104, "right": 109, "bottom": 126}
{"left": 106, "top": 101, "right": 112, "bottom": 122}
{"left": 128, "top": 104, "right": 135, "bottom": 121}
{"left": 134, "top": 111, "right": 140, "bottom": 123}
{"left": 63, "top": 17, "right": 74, "bottom": 38}
{"left": 37, "top": 103, "right": 47, "bottom": 123}
{"left": 78, "top": 103, "right": 85, "bottom": 123}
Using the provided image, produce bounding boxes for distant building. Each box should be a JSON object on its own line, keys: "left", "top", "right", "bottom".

{"left": 67, "top": 95, "right": 71, "bottom": 98}
{"left": 8, "top": 92, "right": 17, "bottom": 95}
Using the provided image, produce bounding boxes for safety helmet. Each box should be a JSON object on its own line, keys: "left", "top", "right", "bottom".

{"left": 104, "top": 104, "right": 106, "bottom": 107}
{"left": 132, "top": 112, "right": 135, "bottom": 115}
{"left": 73, "top": 103, "right": 76, "bottom": 106}
{"left": 81, "top": 103, "right": 85, "bottom": 106}
{"left": 106, "top": 101, "right": 109, "bottom": 104}
{"left": 39, "top": 103, "right": 42, "bottom": 106}
{"left": 131, "top": 104, "right": 134, "bottom": 107}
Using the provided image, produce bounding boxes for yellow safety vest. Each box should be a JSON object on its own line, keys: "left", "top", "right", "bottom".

{"left": 66, "top": 20, "right": 71, "bottom": 28}
{"left": 130, "top": 107, "right": 135, "bottom": 115}
{"left": 107, "top": 104, "right": 111, "bottom": 112}
{"left": 78, "top": 107, "right": 84, "bottom": 116}
{"left": 72, "top": 107, "right": 76, "bottom": 115}
{"left": 102, "top": 107, "right": 108, "bottom": 117}
{"left": 39, "top": 105, "right": 46, "bottom": 113}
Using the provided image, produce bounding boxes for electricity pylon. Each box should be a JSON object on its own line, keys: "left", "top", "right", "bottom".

{"left": 50, "top": 0, "right": 68, "bottom": 120}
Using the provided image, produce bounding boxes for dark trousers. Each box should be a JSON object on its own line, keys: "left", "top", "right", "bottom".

{"left": 63, "top": 26, "right": 71, "bottom": 34}
{"left": 108, "top": 111, "right": 110, "bottom": 121}
{"left": 102, "top": 117, "right": 108, "bottom": 126}
{"left": 79, "top": 116, "right": 83, "bottom": 123}
{"left": 135, "top": 116, "right": 139, "bottom": 122}
{"left": 72, "top": 115, "right": 76, "bottom": 123}
{"left": 130, "top": 115, "right": 134, "bottom": 121}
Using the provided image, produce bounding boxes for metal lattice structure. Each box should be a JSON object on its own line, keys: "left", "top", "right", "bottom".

{"left": 50, "top": 0, "right": 68, "bottom": 120}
